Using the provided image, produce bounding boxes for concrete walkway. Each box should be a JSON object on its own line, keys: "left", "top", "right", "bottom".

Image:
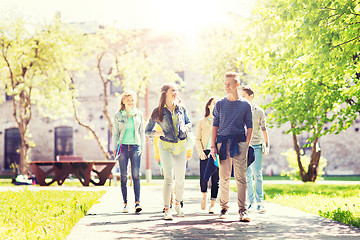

{"left": 67, "top": 180, "right": 360, "bottom": 240}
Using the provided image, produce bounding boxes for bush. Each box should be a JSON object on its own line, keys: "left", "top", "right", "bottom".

{"left": 281, "top": 149, "right": 327, "bottom": 181}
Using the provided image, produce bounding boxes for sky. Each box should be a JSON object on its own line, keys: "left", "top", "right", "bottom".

{"left": 0, "top": 0, "right": 255, "bottom": 29}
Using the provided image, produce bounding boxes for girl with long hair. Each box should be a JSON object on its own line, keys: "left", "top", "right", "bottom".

{"left": 145, "top": 83, "right": 192, "bottom": 220}
{"left": 112, "top": 90, "right": 145, "bottom": 213}
{"left": 196, "top": 97, "right": 219, "bottom": 214}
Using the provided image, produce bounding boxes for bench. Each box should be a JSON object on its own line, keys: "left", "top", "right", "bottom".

{"left": 29, "top": 156, "right": 116, "bottom": 186}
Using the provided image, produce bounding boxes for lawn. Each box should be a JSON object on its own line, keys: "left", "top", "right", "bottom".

{"left": 0, "top": 189, "right": 105, "bottom": 239}
{"left": 263, "top": 184, "right": 360, "bottom": 228}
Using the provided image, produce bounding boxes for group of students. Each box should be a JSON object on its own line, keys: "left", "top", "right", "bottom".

{"left": 112, "top": 72, "right": 270, "bottom": 222}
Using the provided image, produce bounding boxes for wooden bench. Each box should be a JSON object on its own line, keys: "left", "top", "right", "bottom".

{"left": 29, "top": 156, "right": 116, "bottom": 186}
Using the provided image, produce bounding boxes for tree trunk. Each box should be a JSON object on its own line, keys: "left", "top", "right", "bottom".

{"left": 12, "top": 91, "right": 32, "bottom": 175}
{"left": 291, "top": 124, "right": 306, "bottom": 181}
{"left": 68, "top": 74, "right": 111, "bottom": 160}
{"left": 305, "top": 137, "right": 321, "bottom": 182}
{"left": 97, "top": 54, "right": 113, "bottom": 136}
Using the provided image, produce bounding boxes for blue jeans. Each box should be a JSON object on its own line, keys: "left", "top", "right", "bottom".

{"left": 246, "top": 144, "right": 263, "bottom": 204}
{"left": 118, "top": 144, "right": 141, "bottom": 204}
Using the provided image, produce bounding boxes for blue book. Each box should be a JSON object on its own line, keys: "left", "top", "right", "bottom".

{"left": 214, "top": 153, "right": 219, "bottom": 167}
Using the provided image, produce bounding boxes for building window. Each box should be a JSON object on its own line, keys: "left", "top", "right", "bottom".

{"left": 108, "top": 129, "right": 111, "bottom": 152}
{"left": 54, "top": 126, "right": 73, "bottom": 159}
{"left": 4, "top": 128, "right": 21, "bottom": 170}
{"left": 110, "top": 74, "right": 123, "bottom": 95}
{"left": 175, "top": 71, "right": 185, "bottom": 87}
{"left": 5, "top": 93, "right": 13, "bottom": 101}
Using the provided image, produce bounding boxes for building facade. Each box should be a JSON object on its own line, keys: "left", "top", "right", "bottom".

{"left": 1, "top": 26, "right": 359, "bottom": 177}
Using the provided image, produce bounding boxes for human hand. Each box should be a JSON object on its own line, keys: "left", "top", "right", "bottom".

{"left": 264, "top": 147, "right": 269, "bottom": 155}
{"left": 154, "top": 131, "right": 165, "bottom": 137}
{"left": 262, "top": 143, "right": 270, "bottom": 155}
{"left": 210, "top": 146, "right": 217, "bottom": 160}
{"left": 199, "top": 152, "right": 207, "bottom": 160}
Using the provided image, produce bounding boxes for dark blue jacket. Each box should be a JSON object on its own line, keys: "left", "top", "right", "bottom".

{"left": 145, "top": 105, "right": 192, "bottom": 143}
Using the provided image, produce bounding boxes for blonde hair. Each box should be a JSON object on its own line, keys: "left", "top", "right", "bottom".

{"left": 225, "top": 72, "right": 240, "bottom": 83}
{"left": 119, "top": 90, "right": 137, "bottom": 111}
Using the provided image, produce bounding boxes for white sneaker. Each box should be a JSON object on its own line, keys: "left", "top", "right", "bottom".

{"left": 175, "top": 201, "right": 184, "bottom": 217}
{"left": 201, "top": 198, "right": 206, "bottom": 210}
{"left": 123, "top": 205, "right": 129, "bottom": 213}
{"left": 257, "top": 204, "right": 266, "bottom": 213}
{"left": 164, "top": 209, "right": 173, "bottom": 220}
{"left": 208, "top": 205, "right": 215, "bottom": 214}
{"left": 247, "top": 204, "right": 255, "bottom": 212}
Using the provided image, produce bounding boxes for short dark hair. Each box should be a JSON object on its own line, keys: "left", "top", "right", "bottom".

{"left": 242, "top": 85, "right": 254, "bottom": 97}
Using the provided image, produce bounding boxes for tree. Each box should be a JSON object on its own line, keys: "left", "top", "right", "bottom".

{"left": 247, "top": 0, "right": 360, "bottom": 181}
{"left": 0, "top": 16, "right": 83, "bottom": 175}
{"left": 69, "top": 26, "right": 182, "bottom": 160}
{"left": 193, "top": 16, "right": 261, "bottom": 103}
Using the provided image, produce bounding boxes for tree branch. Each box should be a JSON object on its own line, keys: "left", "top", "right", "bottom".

{"left": 331, "top": 34, "right": 360, "bottom": 51}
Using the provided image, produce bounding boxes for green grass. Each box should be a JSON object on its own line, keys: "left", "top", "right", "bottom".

{"left": 262, "top": 175, "right": 360, "bottom": 181}
{"left": 0, "top": 189, "right": 105, "bottom": 239}
{"left": 263, "top": 184, "right": 360, "bottom": 228}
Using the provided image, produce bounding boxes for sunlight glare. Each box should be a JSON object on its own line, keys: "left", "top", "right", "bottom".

{"left": 154, "top": 0, "right": 227, "bottom": 41}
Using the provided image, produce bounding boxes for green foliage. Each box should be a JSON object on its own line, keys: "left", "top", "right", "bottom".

{"left": 264, "top": 184, "right": 360, "bottom": 227}
{"left": 0, "top": 15, "right": 87, "bottom": 173}
{"left": 249, "top": 0, "right": 360, "bottom": 141}
{"left": 280, "top": 148, "right": 327, "bottom": 180}
{"left": 0, "top": 189, "right": 104, "bottom": 239}
{"left": 193, "top": 18, "right": 260, "bottom": 103}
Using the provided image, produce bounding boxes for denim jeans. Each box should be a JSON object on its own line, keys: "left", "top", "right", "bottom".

{"left": 246, "top": 144, "right": 263, "bottom": 204}
{"left": 200, "top": 150, "right": 219, "bottom": 200}
{"left": 118, "top": 144, "right": 141, "bottom": 204}
{"left": 158, "top": 144, "right": 187, "bottom": 207}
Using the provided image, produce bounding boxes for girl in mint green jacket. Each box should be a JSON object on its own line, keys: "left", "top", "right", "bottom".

{"left": 112, "top": 91, "right": 145, "bottom": 213}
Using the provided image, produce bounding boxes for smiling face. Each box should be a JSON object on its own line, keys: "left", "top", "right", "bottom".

{"left": 166, "top": 85, "right": 178, "bottom": 104}
{"left": 224, "top": 77, "right": 239, "bottom": 95}
{"left": 123, "top": 95, "right": 135, "bottom": 110}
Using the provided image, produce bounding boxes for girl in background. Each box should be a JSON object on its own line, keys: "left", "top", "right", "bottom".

{"left": 196, "top": 97, "right": 219, "bottom": 214}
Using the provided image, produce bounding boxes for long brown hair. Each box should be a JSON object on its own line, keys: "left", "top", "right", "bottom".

{"left": 204, "top": 97, "right": 215, "bottom": 117}
{"left": 150, "top": 83, "right": 176, "bottom": 122}
{"left": 119, "top": 90, "right": 136, "bottom": 111}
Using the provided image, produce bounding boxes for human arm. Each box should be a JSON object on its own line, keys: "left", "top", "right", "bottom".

{"left": 260, "top": 109, "right": 269, "bottom": 155}
{"left": 262, "top": 129, "right": 269, "bottom": 155}
{"left": 196, "top": 119, "right": 207, "bottom": 160}
{"left": 244, "top": 103, "right": 253, "bottom": 147}
{"left": 246, "top": 128, "right": 253, "bottom": 147}
{"left": 145, "top": 118, "right": 164, "bottom": 137}
{"left": 112, "top": 113, "right": 120, "bottom": 152}
{"left": 139, "top": 114, "right": 145, "bottom": 153}
{"left": 210, "top": 126, "right": 219, "bottom": 160}
{"left": 183, "top": 107, "right": 192, "bottom": 132}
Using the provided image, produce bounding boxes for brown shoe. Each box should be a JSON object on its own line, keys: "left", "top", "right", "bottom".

{"left": 239, "top": 211, "right": 250, "bottom": 222}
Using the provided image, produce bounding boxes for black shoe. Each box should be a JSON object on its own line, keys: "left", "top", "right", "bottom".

{"left": 135, "top": 203, "right": 142, "bottom": 213}
{"left": 219, "top": 209, "right": 228, "bottom": 219}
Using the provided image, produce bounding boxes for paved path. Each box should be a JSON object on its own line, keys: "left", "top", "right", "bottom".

{"left": 66, "top": 179, "right": 360, "bottom": 240}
